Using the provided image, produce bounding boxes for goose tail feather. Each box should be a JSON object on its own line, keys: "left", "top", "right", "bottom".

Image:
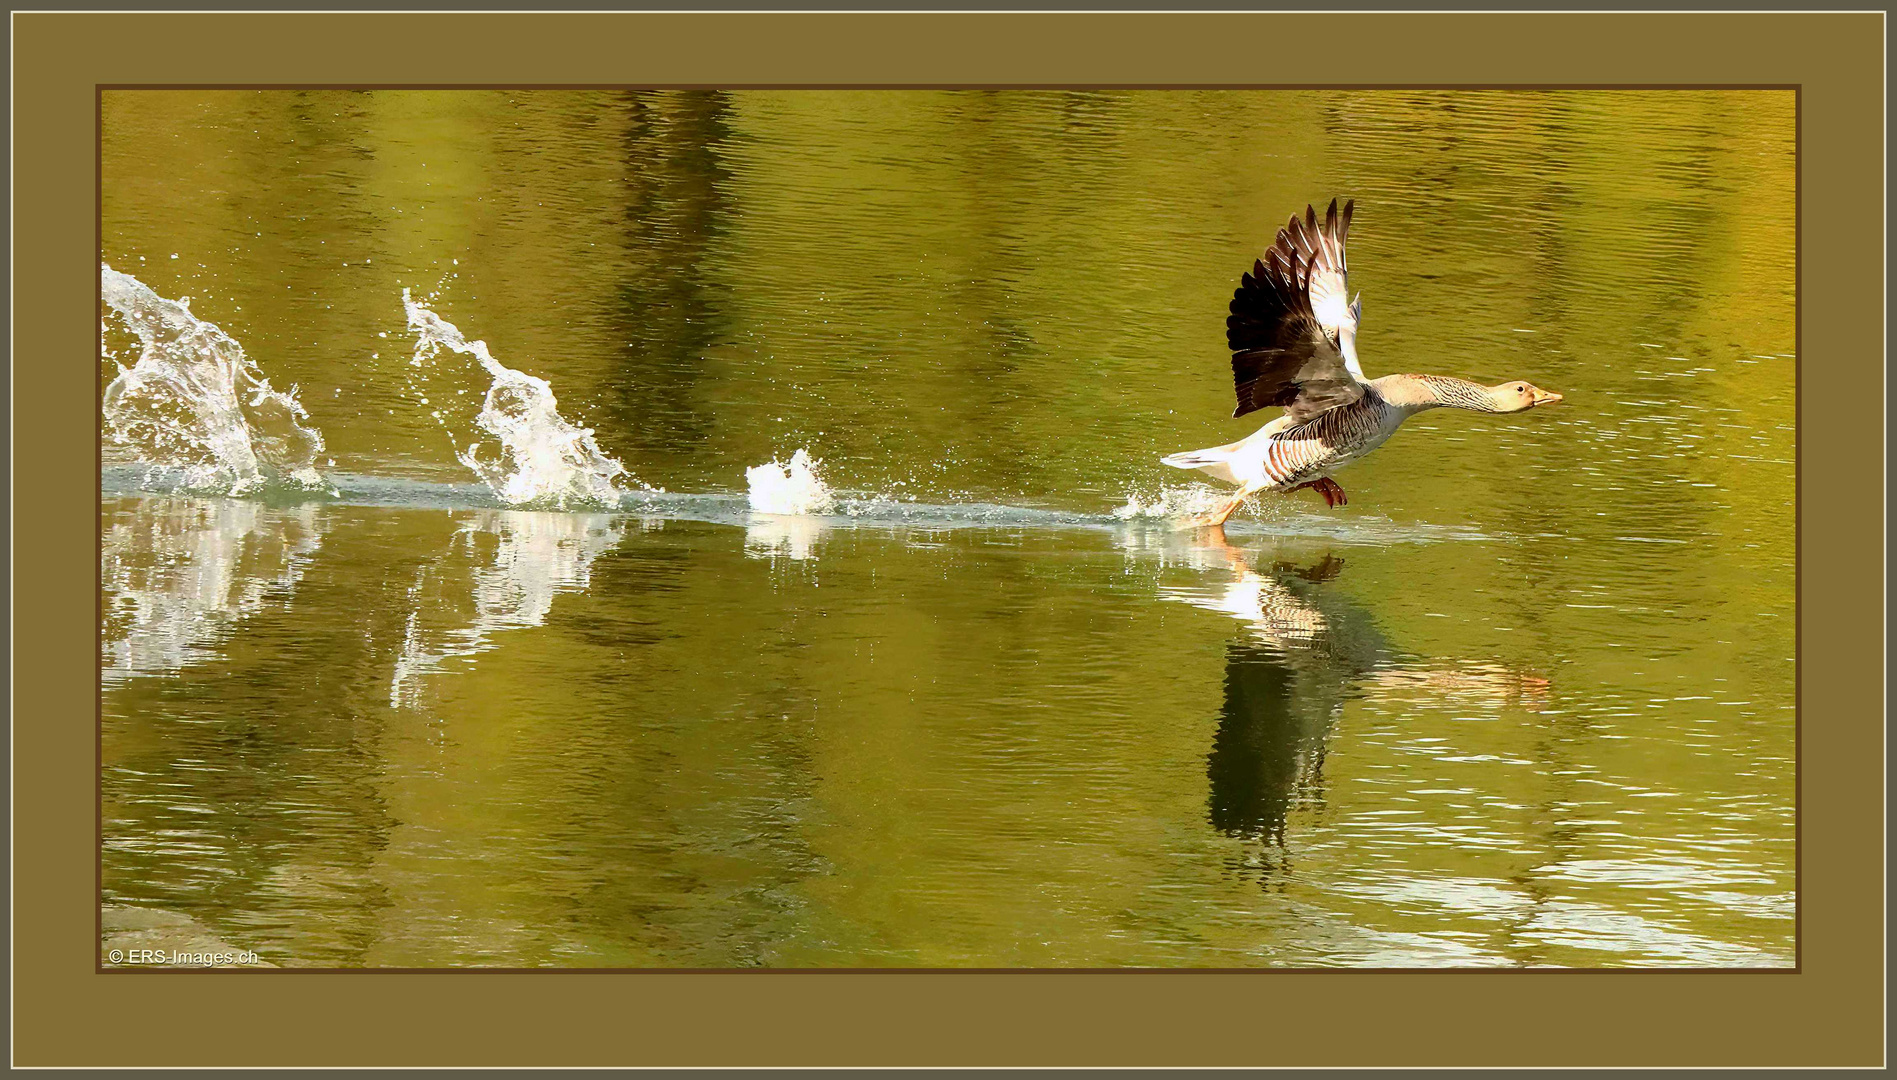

{"left": 1162, "top": 444, "right": 1242, "bottom": 485}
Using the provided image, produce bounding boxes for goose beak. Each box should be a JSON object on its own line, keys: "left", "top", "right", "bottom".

{"left": 1533, "top": 389, "right": 1564, "bottom": 407}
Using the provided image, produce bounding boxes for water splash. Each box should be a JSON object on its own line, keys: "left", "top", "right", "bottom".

{"left": 390, "top": 510, "right": 626, "bottom": 708}
{"left": 745, "top": 448, "right": 835, "bottom": 515}
{"left": 402, "top": 291, "right": 631, "bottom": 510}
{"left": 1112, "top": 484, "right": 1237, "bottom": 522}
{"left": 100, "top": 265, "right": 330, "bottom": 494}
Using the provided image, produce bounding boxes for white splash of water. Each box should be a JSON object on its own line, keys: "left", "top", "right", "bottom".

{"left": 390, "top": 510, "right": 625, "bottom": 708}
{"left": 1112, "top": 484, "right": 1236, "bottom": 522}
{"left": 100, "top": 265, "right": 330, "bottom": 494}
{"left": 403, "top": 291, "right": 630, "bottom": 510}
{"left": 745, "top": 448, "right": 835, "bottom": 515}
{"left": 101, "top": 498, "right": 326, "bottom": 685}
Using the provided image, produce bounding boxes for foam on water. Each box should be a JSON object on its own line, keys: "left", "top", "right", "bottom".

{"left": 100, "top": 265, "right": 330, "bottom": 495}
{"left": 1113, "top": 484, "right": 1239, "bottom": 522}
{"left": 403, "top": 291, "right": 632, "bottom": 510}
{"left": 745, "top": 448, "right": 836, "bottom": 515}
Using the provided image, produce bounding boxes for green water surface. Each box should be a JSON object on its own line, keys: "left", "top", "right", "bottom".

{"left": 101, "top": 89, "right": 1795, "bottom": 967}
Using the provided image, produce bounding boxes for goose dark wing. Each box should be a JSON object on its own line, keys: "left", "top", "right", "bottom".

{"left": 1226, "top": 198, "right": 1365, "bottom": 423}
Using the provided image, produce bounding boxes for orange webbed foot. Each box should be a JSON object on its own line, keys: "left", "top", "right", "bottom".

{"left": 1176, "top": 489, "right": 1253, "bottom": 531}
{"left": 1291, "top": 478, "right": 1348, "bottom": 509}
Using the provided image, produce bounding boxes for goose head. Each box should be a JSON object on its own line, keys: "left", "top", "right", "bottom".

{"left": 1488, "top": 381, "right": 1564, "bottom": 413}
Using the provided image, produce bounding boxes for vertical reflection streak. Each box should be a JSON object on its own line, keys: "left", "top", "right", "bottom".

{"left": 390, "top": 509, "right": 627, "bottom": 708}
{"left": 102, "top": 497, "right": 327, "bottom": 684}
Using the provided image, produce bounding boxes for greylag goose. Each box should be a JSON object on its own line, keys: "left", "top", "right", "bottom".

{"left": 1162, "top": 199, "right": 1562, "bottom": 527}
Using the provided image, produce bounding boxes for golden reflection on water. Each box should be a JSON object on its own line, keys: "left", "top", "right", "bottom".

{"left": 101, "top": 89, "right": 1794, "bottom": 968}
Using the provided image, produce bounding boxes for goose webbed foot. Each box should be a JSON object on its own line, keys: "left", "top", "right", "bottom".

{"left": 1291, "top": 477, "right": 1349, "bottom": 508}
{"left": 1176, "top": 488, "right": 1254, "bottom": 531}
{"left": 1176, "top": 518, "right": 1231, "bottom": 538}
{"left": 1176, "top": 508, "right": 1235, "bottom": 532}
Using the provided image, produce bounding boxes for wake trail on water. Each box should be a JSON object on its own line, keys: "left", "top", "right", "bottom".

{"left": 402, "top": 291, "right": 635, "bottom": 510}
{"left": 100, "top": 269, "right": 1490, "bottom": 547}
{"left": 105, "top": 464, "right": 1491, "bottom": 547}
{"left": 100, "top": 265, "right": 332, "bottom": 495}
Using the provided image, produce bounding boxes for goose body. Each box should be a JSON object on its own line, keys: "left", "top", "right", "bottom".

{"left": 1163, "top": 199, "right": 1562, "bottom": 526}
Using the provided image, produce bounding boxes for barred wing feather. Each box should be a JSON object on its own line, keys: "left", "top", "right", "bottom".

{"left": 1226, "top": 198, "right": 1366, "bottom": 422}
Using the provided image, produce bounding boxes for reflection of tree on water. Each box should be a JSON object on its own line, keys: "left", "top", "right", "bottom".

{"left": 603, "top": 90, "right": 734, "bottom": 459}
{"left": 1163, "top": 531, "right": 1549, "bottom": 851}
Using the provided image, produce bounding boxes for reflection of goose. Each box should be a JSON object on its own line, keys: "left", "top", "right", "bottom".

{"left": 1162, "top": 200, "right": 1562, "bottom": 526}
{"left": 1367, "top": 664, "right": 1552, "bottom": 713}
{"left": 1210, "top": 644, "right": 1333, "bottom": 843}
{"left": 1161, "top": 552, "right": 1345, "bottom": 646}
{"left": 1179, "top": 541, "right": 1384, "bottom": 842}
{"left": 1163, "top": 532, "right": 1547, "bottom": 843}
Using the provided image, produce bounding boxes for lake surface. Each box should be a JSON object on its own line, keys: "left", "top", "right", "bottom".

{"left": 100, "top": 89, "right": 1796, "bottom": 968}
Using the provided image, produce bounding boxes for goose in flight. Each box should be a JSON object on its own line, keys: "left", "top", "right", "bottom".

{"left": 1162, "top": 199, "right": 1562, "bottom": 527}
